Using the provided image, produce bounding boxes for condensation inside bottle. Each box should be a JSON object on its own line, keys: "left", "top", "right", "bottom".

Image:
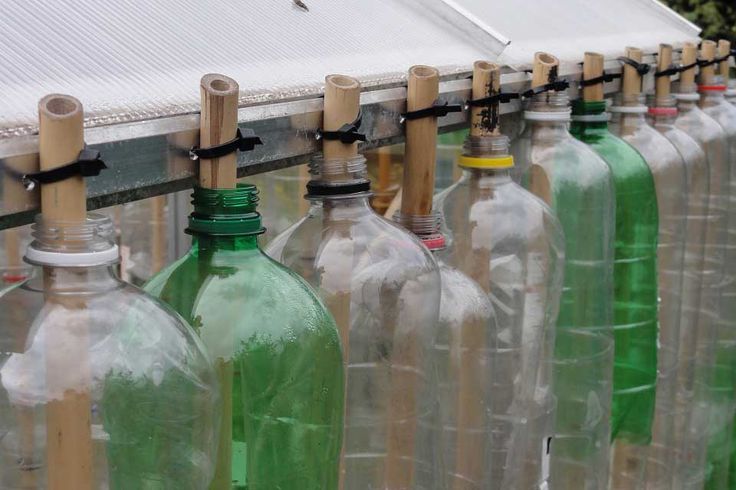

{"left": 512, "top": 90, "right": 616, "bottom": 490}
{"left": 435, "top": 133, "right": 564, "bottom": 489}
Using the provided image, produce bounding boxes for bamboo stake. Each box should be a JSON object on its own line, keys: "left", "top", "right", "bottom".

{"left": 700, "top": 41, "right": 717, "bottom": 86}
{"left": 655, "top": 44, "right": 674, "bottom": 100}
{"left": 680, "top": 42, "right": 698, "bottom": 89}
{"left": 531, "top": 52, "right": 560, "bottom": 89}
{"left": 718, "top": 40, "right": 732, "bottom": 83}
{"left": 622, "top": 47, "right": 644, "bottom": 97}
{"left": 198, "top": 73, "right": 240, "bottom": 489}
{"left": 39, "top": 94, "right": 93, "bottom": 490}
{"left": 583, "top": 52, "right": 605, "bottom": 102}
{"left": 151, "top": 196, "right": 167, "bottom": 273}
{"left": 199, "top": 74, "right": 239, "bottom": 189}
{"left": 470, "top": 61, "right": 501, "bottom": 137}
{"left": 321, "top": 73, "right": 360, "bottom": 490}
{"left": 323, "top": 75, "right": 361, "bottom": 164}
{"left": 401, "top": 65, "right": 440, "bottom": 217}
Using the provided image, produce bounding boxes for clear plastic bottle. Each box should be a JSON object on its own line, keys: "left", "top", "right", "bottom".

{"left": 672, "top": 83, "right": 729, "bottom": 488}
{"left": 394, "top": 213, "right": 497, "bottom": 489}
{"left": 645, "top": 93, "right": 710, "bottom": 489}
{"left": 145, "top": 184, "right": 345, "bottom": 490}
{"left": 609, "top": 91, "right": 689, "bottom": 487}
{"left": 434, "top": 133, "right": 564, "bottom": 489}
{"left": 511, "top": 88, "right": 615, "bottom": 489}
{"left": 697, "top": 73, "right": 736, "bottom": 490}
{"left": 266, "top": 154, "right": 442, "bottom": 489}
{"left": 570, "top": 98, "right": 659, "bottom": 486}
{"left": 0, "top": 213, "right": 219, "bottom": 489}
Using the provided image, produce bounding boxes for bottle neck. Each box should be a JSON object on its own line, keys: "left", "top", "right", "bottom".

{"left": 191, "top": 234, "right": 259, "bottom": 254}
{"left": 310, "top": 193, "right": 375, "bottom": 220}
{"left": 33, "top": 264, "right": 122, "bottom": 293}
{"left": 700, "top": 89, "right": 727, "bottom": 108}
{"left": 527, "top": 119, "right": 571, "bottom": 140}
{"left": 570, "top": 99, "right": 609, "bottom": 132}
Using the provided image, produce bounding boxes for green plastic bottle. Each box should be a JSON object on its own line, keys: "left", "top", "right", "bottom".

{"left": 570, "top": 99, "right": 659, "bottom": 450}
{"left": 145, "top": 184, "right": 344, "bottom": 490}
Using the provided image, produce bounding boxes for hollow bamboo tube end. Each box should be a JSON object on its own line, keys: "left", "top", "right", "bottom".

{"left": 38, "top": 94, "right": 86, "bottom": 223}
{"left": 700, "top": 40, "right": 717, "bottom": 85}
{"left": 718, "top": 40, "right": 731, "bottom": 82}
{"left": 401, "top": 65, "right": 439, "bottom": 218}
{"left": 199, "top": 73, "right": 239, "bottom": 189}
{"left": 680, "top": 42, "right": 698, "bottom": 87}
{"left": 470, "top": 61, "right": 501, "bottom": 137}
{"left": 656, "top": 44, "right": 673, "bottom": 99}
{"left": 622, "top": 47, "right": 643, "bottom": 97}
{"left": 531, "top": 52, "right": 559, "bottom": 88}
{"left": 583, "top": 52, "right": 605, "bottom": 102}
{"left": 323, "top": 74, "right": 361, "bottom": 163}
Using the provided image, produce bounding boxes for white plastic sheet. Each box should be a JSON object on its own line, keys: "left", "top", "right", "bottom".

{"left": 442, "top": 0, "right": 700, "bottom": 68}
{"left": 0, "top": 0, "right": 506, "bottom": 138}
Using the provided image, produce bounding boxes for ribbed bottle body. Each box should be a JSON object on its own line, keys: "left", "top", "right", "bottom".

{"left": 512, "top": 108, "right": 615, "bottom": 489}
{"left": 146, "top": 185, "right": 345, "bottom": 490}
{"left": 570, "top": 102, "right": 659, "bottom": 474}
{"left": 267, "top": 155, "right": 443, "bottom": 490}
{"left": 434, "top": 159, "right": 564, "bottom": 489}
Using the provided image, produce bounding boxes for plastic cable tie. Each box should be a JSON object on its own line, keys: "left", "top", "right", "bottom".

{"left": 400, "top": 101, "right": 462, "bottom": 123}
{"left": 190, "top": 128, "right": 263, "bottom": 161}
{"left": 465, "top": 92, "right": 520, "bottom": 109}
{"left": 696, "top": 58, "right": 715, "bottom": 68}
{"left": 520, "top": 80, "right": 570, "bottom": 99}
{"left": 654, "top": 64, "right": 683, "bottom": 78}
{"left": 315, "top": 110, "right": 367, "bottom": 144}
{"left": 579, "top": 71, "right": 621, "bottom": 88}
{"left": 617, "top": 57, "right": 651, "bottom": 76}
{"left": 20, "top": 147, "right": 106, "bottom": 191}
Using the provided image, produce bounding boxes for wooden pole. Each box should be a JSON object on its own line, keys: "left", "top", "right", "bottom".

{"left": 718, "top": 40, "right": 732, "bottom": 83}
{"left": 199, "top": 73, "right": 239, "bottom": 189}
{"left": 401, "top": 65, "right": 439, "bottom": 217}
{"left": 680, "top": 42, "right": 698, "bottom": 89}
{"left": 323, "top": 74, "right": 361, "bottom": 165}
{"left": 470, "top": 61, "right": 501, "bottom": 137}
{"left": 655, "top": 44, "right": 674, "bottom": 100}
{"left": 700, "top": 40, "right": 717, "bottom": 86}
{"left": 583, "top": 52, "right": 605, "bottom": 102}
{"left": 38, "top": 93, "right": 94, "bottom": 490}
{"left": 622, "top": 47, "right": 644, "bottom": 97}
{"left": 531, "top": 52, "right": 560, "bottom": 89}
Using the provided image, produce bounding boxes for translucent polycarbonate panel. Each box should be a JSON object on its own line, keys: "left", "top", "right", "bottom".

{"left": 673, "top": 94, "right": 729, "bottom": 487}
{"left": 645, "top": 102, "right": 709, "bottom": 489}
{"left": 434, "top": 158, "right": 564, "bottom": 489}
{"left": 439, "top": 0, "right": 700, "bottom": 67}
{"left": 0, "top": 0, "right": 504, "bottom": 138}
{"left": 0, "top": 214, "right": 218, "bottom": 489}
{"left": 697, "top": 88, "right": 736, "bottom": 490}
{"left": 432, "top": 259, "right": 497, "bottom": 488}
{"left": 511, "top": 92, "right": 616, "bottom": 490}
{"left": 266, "top": 155, "right": 443, "bottom": 489}
{"left": 609, "top": 101, "right": 688, "bottom": 488}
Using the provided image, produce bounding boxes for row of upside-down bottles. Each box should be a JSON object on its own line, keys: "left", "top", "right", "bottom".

{"left": 0, "top": 39, "right": 735, "bottom": 489}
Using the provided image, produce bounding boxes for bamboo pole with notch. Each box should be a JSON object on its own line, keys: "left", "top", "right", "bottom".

{"left": 700, "top": 40, "right": 718, "bottom": 86}
{"left": 321, "top": 74, "right": 360, "bottom": 490}
{"left": 656, "top": 44, "right": 674, "bottom": 101}
{"left": 680, "top": 42, "right": 698, "bottom": 89}
{"left": 583, "top": 52, "right": 605, "bottom": 102}
{"left": 622, "top": 47, "right": 644, "bottom": 98}
{"left": 718, "top": 40, "right": 732, "bottom": 84}
{"left": 470, "top": 60, "right": 501, "bottom": 137}
{"left": 198, "top": 73, "right": 239, "bottom": 490}
{"left": 39, "top": 93, "right": 94, "bottom": 490}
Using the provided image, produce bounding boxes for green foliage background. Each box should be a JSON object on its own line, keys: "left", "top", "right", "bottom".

{"left": 663, "top": 0, "right": 736, "bottom": 43}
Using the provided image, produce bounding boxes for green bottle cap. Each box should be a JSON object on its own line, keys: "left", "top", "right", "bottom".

{"left": 186, "top": 184, "right": 266, "bottom": 236}
{"left": 571, "top": 99, "right": 607, "bottom": 115}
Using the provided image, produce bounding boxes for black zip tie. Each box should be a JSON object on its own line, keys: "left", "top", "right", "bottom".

{"left": 580, "top": 71, "right": 622, "bottom": 88}
{"left": 520, "top": 80, "right": 570, "bottom": 98}
{"left": 696, "top": 58, "right": 715, "bottom": 68}
{"left": 713, "top": 54, "right": 731, "bottom": 64}
{"left": 17, "top": 147, "right": 106, "bottom": 191}
{"left": 655, "top": 63, "right": 683, "bottom": 78}
{"left": 466, "top": 91, "right": 520, "bottom": 109}
{"left": 316, "top": 110, "right": 367, "bottom": 144}
{"left": 400, "top": 101, "right": 462, "bottom": 123}
{"left": 306, "top": 180, "right": 371, "bottom": 196}
{"left": 189, "top": 128, "right": 263, "bottom": 161}
{"left": 618, "top": 57, "right": 651, "bottom": 76}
